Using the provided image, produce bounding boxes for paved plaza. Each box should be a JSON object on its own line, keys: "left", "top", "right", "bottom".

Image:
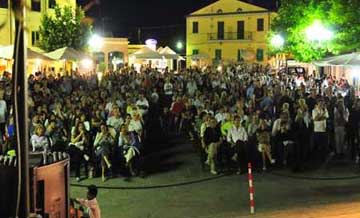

{"left": 70, "top": 134, "right": 360, "bottom": 218}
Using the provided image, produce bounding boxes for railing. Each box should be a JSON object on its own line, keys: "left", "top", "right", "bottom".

{"left": 208, "top": 31, "right": 253, "bottom": 41}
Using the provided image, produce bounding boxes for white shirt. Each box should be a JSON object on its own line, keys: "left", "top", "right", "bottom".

{"left": 227, "top": 125, "right": 248, "bottom": 144}
{"left": 128, "top": 119, "right": 142, "bottom": 134}
{"left": 106, "top": 116, "right": 124, "bottom": 131}
{"left": 215, "top": 112, "right": 225, "bottom": 123}
{"left": 0, "top": 100, "right": 7, "bottom": 123}
{"left": 136, "top": 98, "right": 149, "bottom": 115}
{"left": 164, "top": 82, "right": 173, "bottom": 95}
{"left": 312, "top": 107, "right": 329, "bottom": 132}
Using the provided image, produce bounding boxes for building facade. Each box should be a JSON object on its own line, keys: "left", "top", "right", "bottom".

{"left": 93, "top": 37, "right": 130, "bottom": 71}
{"left": 186, "top": 0, "right": 276, "bottom": 67}
{"left": 0, "top": 0, "right": 76, "bottom": 48}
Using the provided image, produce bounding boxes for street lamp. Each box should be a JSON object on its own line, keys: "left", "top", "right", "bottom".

{"left": 176, "top": 41, "right": 183, "bottom": 50}
{"left": 271, "top": 34, "right": 285, "bottom": 49}
{"left": 305, "top": 20, "right": 333, "bottom": 42}
{"left": 88, "top": 34, "right": 104, "bottom": 51}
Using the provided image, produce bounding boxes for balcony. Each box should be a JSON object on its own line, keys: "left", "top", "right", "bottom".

{"left": 208, "top": 32, "right": 253, "bottom": 41}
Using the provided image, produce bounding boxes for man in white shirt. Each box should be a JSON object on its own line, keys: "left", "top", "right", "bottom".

{"left": 227, "top": 115, "right": 248, "bottom": 174}
{"left": 312, "top": 99, "right": 330, "bottom": 161}
{"left": 106, "top": 107, "right": 124, "bottom": 132}
{"left": 136, "top": 93, "right": 149, "bottom": 115}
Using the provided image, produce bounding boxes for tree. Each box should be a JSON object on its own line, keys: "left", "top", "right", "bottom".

{"left": 270, "top": 0, "right": 360, "bottom": 62}
{"left": 38, "top": 6, "right": 92, "bottom": 52}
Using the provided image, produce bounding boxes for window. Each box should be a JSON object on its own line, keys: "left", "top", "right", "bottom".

{"left": 217, "top": 9, "right": 223, "bottom": 14}
{"left": 215, "top": 49, "right": 222, "bottom": 60}
{"left": 94, "top": 52, "right": 105, "bottom": 64}
{"left": 257, "top": 18, "right": 264, "bottom": 31}
{"left": 237, "top": 49, "right": 245, "bottom": 62}
{"left": 236, "top": 8, "right": 243, "bottom": 12}
{"left": 32, "top": 31, "right": 40, "bottom": 46}
{"left": 237, "top": 21, "right": 244, "bottom": 39}
{"left": 108, "top": 51, "right": 124, "bottom": 70}
{"left": 217, "top": 22, "right": 224, "bottom": 40}
{"left": 192, "top": 22, "right": 199, "bottom": 34}
{"left": 0, "top": 0, "right": 8, "bottom": 8}
{"left": 31, "top": 0, "right": 41, "bottom": 12}
{"left": 256, "top": 49, "right": 264, "bottom": 62}
{"left": 192, "top": 49, "right": 199, "bottom": 55}
{"left": 49, "top": 0, "right": 56, "bottom": 9}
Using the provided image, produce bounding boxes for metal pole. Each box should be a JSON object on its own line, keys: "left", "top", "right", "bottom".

{"left": 12, "top": 0, "right": 30, "bottom": 217}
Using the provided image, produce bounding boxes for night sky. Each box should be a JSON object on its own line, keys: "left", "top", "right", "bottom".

{"left": 77, "top": 0, "right": 277, "bottom": 47}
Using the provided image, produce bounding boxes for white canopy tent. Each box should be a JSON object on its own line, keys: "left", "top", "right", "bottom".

{"left": 158, "top": 46, "right": 184, "bottom": 60}
{"left": 45, "top": 47, "right": 91, "bottom": 61}
{"left": 130, "top": 46, "right": 163, "bottom": 59}
{"left": 0, "top": 45, "right": 55, "bottom": 61}
{"left": 314, "top": 52, "right": 360, "bottom": 67}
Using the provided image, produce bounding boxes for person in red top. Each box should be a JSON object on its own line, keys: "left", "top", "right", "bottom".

{"left": 74, "top": 185, "right": 101, "bottom": 218}
{"left": 170, "top": 96, "right": 185, "bottom": 131}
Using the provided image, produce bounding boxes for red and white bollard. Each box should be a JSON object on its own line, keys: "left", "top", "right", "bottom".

{"left": 248, "top": 162, "right": 255, "bottom": 215}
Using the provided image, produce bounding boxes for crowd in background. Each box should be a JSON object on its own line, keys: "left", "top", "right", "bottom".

{"left": 0, "top": 62, "right": 359, "bottom": 181}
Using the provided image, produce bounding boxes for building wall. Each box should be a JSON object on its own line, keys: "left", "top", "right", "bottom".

{"left": 0, "top": 0, "right": 76, "bottom": 47}
{"left": 186, "top": 0, "right": 276, "bottom": 67}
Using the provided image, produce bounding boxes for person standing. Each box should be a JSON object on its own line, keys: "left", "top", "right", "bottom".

{"left": 312, "top": 99, "right": 330, "bottom": 162}
{"left": 333, "top": 98, "right": 349, "bottom": 156}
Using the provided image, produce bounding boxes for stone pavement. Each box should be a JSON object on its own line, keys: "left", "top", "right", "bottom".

{"left": 70, "top": 134, "right": 360, "bottom": 218}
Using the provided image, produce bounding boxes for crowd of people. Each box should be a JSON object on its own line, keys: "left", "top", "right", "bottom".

{"left": 0, "top": 62, "right": 359, "bottom": 181}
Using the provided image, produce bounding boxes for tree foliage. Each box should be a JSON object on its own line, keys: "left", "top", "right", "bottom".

{"left": 270, "top": 0, "right": 360, "bottom": 62}
{"left": 38, "top": 6, "right": 92, "bottom": 52}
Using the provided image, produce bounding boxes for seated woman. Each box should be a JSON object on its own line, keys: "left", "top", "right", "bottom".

{"left": 94, "top": 123, "right": 115, "bottom": 182}
{"left": 68, "top": 122, "right": 90, "bottom": 182}
{"left": 30, "top": 125, "right": 50, "bottom": 153}
{"left": 118, "top": 125, "right": 141, "bottom": 176}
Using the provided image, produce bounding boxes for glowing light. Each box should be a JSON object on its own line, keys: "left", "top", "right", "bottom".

{"left": 176, "top": 41, "right": 183, "bottom": 50}
{"left": 80, "top": 58, "right": 93, "bottom": 69}
{"left": 306, "top": 20, "right": 333, "bottom": 42}
{"left": 35, "top": 58, "right": 42, "bottom": 66}
{"left": 145, "top": 39, "right": 157, "bottom": 51}
{"left": 271, "top": 34, "right": 284, "bottom": 48}
{"left": 88, "top": 34, "right": 104, "bottom": 51}
{"left": 217, "top": 65, "right": 223, "bottom": 72}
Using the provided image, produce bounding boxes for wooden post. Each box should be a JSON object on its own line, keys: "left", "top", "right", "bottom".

{"left": 12, "top": 0, "right": 30, "bottom": 217}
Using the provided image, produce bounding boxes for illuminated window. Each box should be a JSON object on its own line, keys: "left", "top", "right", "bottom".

{"left": 32, "top": 31, "right": 40, "bottom": 46}
{"left": 192, "top": 22, "right": 199, "bottom": 34}
{"left": 49, "top": 0, "right": 56, "bottom": 9}
{"left": 257, "top": 18, "right": 264, "bottom": 31}
{"left": 0, "top": 0, "right": 8, "bottom": 8}
{"left": 31, "top": 0, "right": 41, "bottom": 12}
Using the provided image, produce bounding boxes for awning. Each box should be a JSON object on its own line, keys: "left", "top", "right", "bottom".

{"left": 130, "top": 46, "right": 163, "bottom": 59}
{"left": 45, "top": 47, "right": 91, "bottom": 61}
{"left": 314, "top": 52, "right": 360, "bottom": 67}
{"left": 0, "top": 45, "right": 55, "bottom": 61}
{"left": 158, "top": 46, "right": 184, "bottom": 60}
